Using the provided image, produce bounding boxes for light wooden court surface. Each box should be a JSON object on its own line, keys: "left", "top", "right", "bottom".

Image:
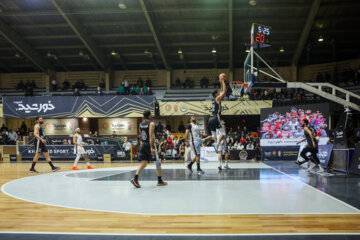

{"left": 0, "top": 162, "right": 359, "bottom": 234}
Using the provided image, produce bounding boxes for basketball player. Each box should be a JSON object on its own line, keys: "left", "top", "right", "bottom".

{"left": 296, "top": 119, "right": 324, "bottom": 172}
{"left": 217, "top": 119, "right": 230, "bottom": 170}
{"left": 29, "top": 117, "right": 60, "bottom": 173}
{"left": 130, "top": 110, "right": 167, "bottom": 188}
{"left": 185, "top": 116, "right": 205, "bottom": 175}
{"left": 72, "top": 128, "right": 94, "bottom": 170}
{"left": 205, "top": 73, "right": 227, "bottom": 152}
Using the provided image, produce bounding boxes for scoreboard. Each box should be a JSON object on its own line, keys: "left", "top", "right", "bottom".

{"left": 251, "top": 23, "right": 271, "bottom": 48}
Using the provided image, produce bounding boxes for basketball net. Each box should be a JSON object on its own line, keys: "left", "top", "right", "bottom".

{"left": 229, "top": 82, "right": 248, "bottom": 97}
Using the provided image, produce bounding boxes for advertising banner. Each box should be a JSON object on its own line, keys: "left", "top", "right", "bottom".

{"left": 297, "top": 143, "right": 334, "bottom": 168}
{"left": 159, "top": 101, "right": 272, "bottom": 116}
{"left": 200, "top": 147, "right": 218, "bottom": 162}
{"left": 98, "top": 118, "right": 137, "bottom": 135}
{"left": 260, "top": 103, "right": 329, "bottom": 147}
{"left": 43, "top": 118, "right": 78, "bottom": 135}
{"left": 19, "top": 145, "right": 116, "bottom": 159}
{"left": 3, "top": 96, "right": 155, "bottom": 118}
{"left": 262, "top": 146, "right": 300, "bottom": 161}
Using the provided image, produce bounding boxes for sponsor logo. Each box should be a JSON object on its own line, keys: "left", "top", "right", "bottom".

{"left": 14, "top": 100, "right": 55, "bottom": 114}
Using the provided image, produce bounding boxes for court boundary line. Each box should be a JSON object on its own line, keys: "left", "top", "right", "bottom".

{"left": 0, "top": 231, "right": 359, "bottom": 236}
{"left": 265, "top": 163, "right": 360, "bottom": 213}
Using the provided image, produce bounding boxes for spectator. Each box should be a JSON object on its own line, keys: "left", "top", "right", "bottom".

{"left": 1, "top": 130, "right": 9, "bottom": 144}
{"left": 138, "top": 87, "right": 144, "bottom": 96}
{"left": 255, "top": 143, "right": 261, "bottom": 160}
{"left": 145, "top": 78, "right": 152, "bottom": 88}
{"left": 123, "top": 137, "right": 131, "bottom": 158}
{"left": 63, "top": 139, "right": 68, "bottom": 145}
{"left": 30, "top": 80, "right": 37, "bottom": 89}
{"left": 112, "top": 131, "right": 117, "bottom": 138}
{"left": 240, "top": 136, "right": 247, "bottom": 145}
{"left": 16, "top": 131, "right": 22, "bottom": 141}
{"left": 226, "top": 135, "right": 233, "bottom": 148}
{"left": 95, "top": 139, "right": 101, "bottom": 145}
{"left": 117, "top": 85, "right": 125, "bottom": 95}
{"left": 122, "top": 76, "right": 130, "bottom": 94}
{"left": 185, "top": 77, "right": 191, "bottom": 88}
{"left": 99, "top": 79, "right": 105, "bottom": 88}
{"left": 62, "top": 80, "right": 70, "bottom": 90}
{"left": 137, "top": 78, "right": 144, "bottom": 88}
{"left": 246, "top": 141, "right": 254, "bottom": 150}
{"left": 79, "top": 79, "right": 88, "bottom": 90}
{"left": 175, "top": 78, "right": 181, "bottom": 88}
{"left": 52, "top": 79, "right": 58, "bottom": 91}
{"left": 200, "top": 76, "right": 209, "bottom": 88}
{"left": 238, "top": 142, "right": 245, "bottom": 150}
{"left": 0, "top": 124, "right": 8, "bottom": 132}
{"left": 233, "top": 141, "right": 239, "bottom": 150}
{"left": 20, "top": 121, "right": 27, "bottom": 135}
{"left": 16, "top": 81, "right": 25, "bottom": 91}
{"left": 178, "top": 121, "right": 185, "bottom": 133}
{"left": 25, "top": 85, "right": 34, "bottom": 97}
{"left": 73, "top": 88, "right": 81, "bottom": 96}
{"left": 95, "top": 86, "right": 103, "bottom": 96}
{"left": 8, "top": 130, "right": 17, "bottom": 144}
{"left": 94, "top": 131, "right": 99, "bottom": 137}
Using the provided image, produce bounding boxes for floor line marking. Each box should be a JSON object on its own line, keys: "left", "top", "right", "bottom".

{"left": 265, "top": 163, "right": 360, "bottom": 213}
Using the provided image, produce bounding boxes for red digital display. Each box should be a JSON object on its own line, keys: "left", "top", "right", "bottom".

{"left": 251, "top": 23, "right": 271, "bottom": 47}
{"left": 255, "top": 33, "right": 266, "bottom": 43}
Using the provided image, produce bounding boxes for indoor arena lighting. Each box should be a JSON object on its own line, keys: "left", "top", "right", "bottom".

{"left": 118, "top": 1, "right": 127, "bottom": 9}
{"left": 15, "top": 52, "right": 20, "bottom": 58}
{"left": 78, "top": 50, "right": 84, "bottom": 56}
{"left": 318, "top": 36, "right": 324, "bottom": 42}
{"left": 279, "top": 46, "right": 285, "bottom": 52}
{"left": 249, "top": 0, "right": 257, "bottom": 6}
{"left": 212, "top": 48, "right": 217, "bottom": 55}
{"left": 177, "top": 48, "right": 183, "bottom": 55}
{"left": 110, "top": 50, "right": 117, "bottom": 56}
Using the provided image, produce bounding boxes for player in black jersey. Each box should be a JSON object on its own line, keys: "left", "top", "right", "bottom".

{"left": 296, "top": 119, "right": 324, "bottom": 172}
{"left": 29, "top": 117, "right": 60, "bottom": 173}
{"left": 130, "top": 110, "right": 167, "bottom": 188}
{"left": 205, "top": 73, "right": 227, "bottom": 152}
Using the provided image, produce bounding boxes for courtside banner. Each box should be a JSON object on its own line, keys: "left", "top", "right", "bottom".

{"left": 3, "top": 96, "right": 155, "bottom": 118}
{"left": 159, "top": 100, "right": 272, "bottom": 116}
{"left": 19, "top": 145, "right": 116, "bottom": 159}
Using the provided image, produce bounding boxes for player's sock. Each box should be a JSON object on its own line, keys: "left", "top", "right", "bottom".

{"left": 48, "top": 161, "right": 55, "bottom": 169}
{"left": 74, "top": 155, "right": 80, "bottom": 166}
{"left": 219, "top": 161, "right": 222, "bottom": 168}
{"left": 225, "top": 160, "right": 228, "bottom": 167}
{"left": 197, "top": 163, "right": 201, "bottom": 171}
{"left": 30, "top": 162, "right": 36, "bottom": 169}
{"left": 134, "top": 174, "right": 139, "bottom": 181}
{"left": 157, "top": 176, "right": 163, "bottom": 183}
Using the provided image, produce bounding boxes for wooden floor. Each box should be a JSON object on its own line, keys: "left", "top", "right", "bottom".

{"left": 0, "top": 162, "right": 359, "bottom": 234}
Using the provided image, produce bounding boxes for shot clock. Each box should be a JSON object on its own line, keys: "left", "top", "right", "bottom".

{"left": 251, "top": 23, "right": 271, "bottom": 48}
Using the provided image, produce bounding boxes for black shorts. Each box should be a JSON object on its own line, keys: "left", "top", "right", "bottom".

{"left": 34, "top": 139, "right": 48, "bottom": 153}
{"left": 138, "top": 142, "right": 155, "bottom": 162}
{"left": 208, "top": 116, "right": 222, "bottom": 132}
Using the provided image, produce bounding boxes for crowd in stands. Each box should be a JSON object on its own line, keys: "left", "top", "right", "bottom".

{"left": 117, "top": 76, "right": 152, "bottom": 95}
{"left": 0, "top": 123, "right": 25, "bottom": 145}
{"left": 173, "top": 76, "right": 219, "bottom": 89}
{"left": 16, "top": 80, "right": 38, "bottom": 96}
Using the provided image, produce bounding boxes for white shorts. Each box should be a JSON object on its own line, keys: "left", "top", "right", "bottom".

{"left": 218, "top": 140, "right": 228, "bottom": 154}
{"left": 216, "top": 126, "right": 226, "bottom": 141}
{"left": 74, "top": 146, "right": 86, "bottom": 155}
{"left": 190, "top": 140, "right": 201, "bottom": 156}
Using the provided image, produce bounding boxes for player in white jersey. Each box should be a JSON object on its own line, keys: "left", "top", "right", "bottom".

{"left": 72, "top": 128, "right": 94, "bottom": 170}
{"left": 216, "top": 119, "right": 230, "bottom": 170}
{"left": 185, "top": 116, "right": 205, "bottom": 175}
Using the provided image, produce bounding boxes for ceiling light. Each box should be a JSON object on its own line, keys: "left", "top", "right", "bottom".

{"left": 110, "top": 49, "right": 117, "bottom": 56}
{"left": 245, "top": 49, "right": 250, "bottom": 53}
{"left": 249, "top": 0, "right": 257, "bottom": 6}
{"left": 118, "top": 1, "right": 127, "bottom": 9}
{"left": 15, "top": 52, "right": 20, "bottom": 58}
{"left": 279, "top": 46, "right": 285, "bottom": 52}
{"left": 318, "top": 36, "right": 324, "bottom": 42}
{"left": 178, "top": 48, "right": 183, "bottom": 55}
{"left": 212, "top": 48, "right": 217, "bottom": 55}
{"left": 46, "top": 51, "right": 52, "bottom": 57}
{"left": 78, "top": 50, "right": 84, "bottom": 56}
{"left": 211, "top": 35, "right": 218, "bottom": 40}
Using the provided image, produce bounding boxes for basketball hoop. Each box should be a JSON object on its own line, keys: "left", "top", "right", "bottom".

{"left": 229, "top": 81, "right": 248, "bottom": 97}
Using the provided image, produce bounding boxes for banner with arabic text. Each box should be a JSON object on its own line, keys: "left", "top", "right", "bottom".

{"left": 159, "top": 100, "right": 272, "bottom": 116}
{"left": 3, "top": 96, "right": 155, "bottom": 118}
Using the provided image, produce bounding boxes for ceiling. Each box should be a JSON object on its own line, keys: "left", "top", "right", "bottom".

{"left": 0, "top": 0, "right": 359, "bottom": 73}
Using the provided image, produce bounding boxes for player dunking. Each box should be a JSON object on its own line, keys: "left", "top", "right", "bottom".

{"left": 217, "top": 119, "right": 230, "bottom": 170}
{"left": 296, "top": 119, "right": 324, "bottom": 172}
{"left": 185, "top": 116, "right": 205, "bottom": 175}
{"left": 29, "top": 117, "right": 60, "bottom": 173}
{"left": 205, "top": 73, "right": 227, "bottom": 152}
{"left": 130, "top": 110, "right": 167, "bottom": 188}
{"left": 72, "top": 128, "right": 94, "bottom": 170}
